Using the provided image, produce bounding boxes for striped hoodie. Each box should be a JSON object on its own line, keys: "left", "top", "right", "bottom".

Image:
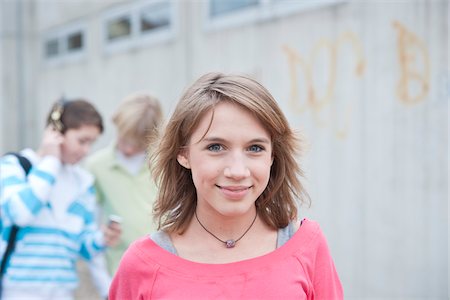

{"left": 0, "top": 149, "right": 107, "bottom": 299}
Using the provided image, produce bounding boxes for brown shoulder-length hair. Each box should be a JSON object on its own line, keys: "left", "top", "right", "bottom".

{"left": 150, "top": 72, "right": 309, "bottom": 234}
{"left": 46, "top": 98, "right": 103, "bottom": 134}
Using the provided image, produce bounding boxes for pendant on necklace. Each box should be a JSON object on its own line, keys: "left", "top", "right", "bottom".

{"left": 225, "top": 239, "right": 236, "bottom": 248}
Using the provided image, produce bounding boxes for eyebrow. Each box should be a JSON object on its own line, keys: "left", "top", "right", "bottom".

{"left": 201, "top": 136, "right": 271, "bottom": 144}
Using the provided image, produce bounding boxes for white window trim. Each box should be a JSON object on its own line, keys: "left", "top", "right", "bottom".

{"left": 137, "top": 0, "right": 178, "bottom": 47}
{"left": 43, "top": 32, "right": 61, "bottom": 64}
{"left": 102, "top": 0, "right": 177, "bottom": 55}
{"left": 61, "top": 22, "right": 87, "bottom": 62}
{"left": 205, "top": 2, "right": 260, "bottom": 31}
{"left": 101, "top": 4, "right": 135, "bottom": 54}
{"left": 42, "top": 20, "right": 87, "bottom": 66}
{"left": 203, "top": 0, "right": 346, "bottom": 32}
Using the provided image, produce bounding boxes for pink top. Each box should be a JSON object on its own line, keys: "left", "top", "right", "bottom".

{"left": 109, "top": 219, "right": 343, "bottom": 299}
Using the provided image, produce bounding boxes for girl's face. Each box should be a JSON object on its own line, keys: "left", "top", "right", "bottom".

{"left": 177, "top": 101, "right": 273, "bottom": 218}
{"left": 116, "top": 137, "right": 146, "bottom": 157}
{"left": 61, "top": 125, "right": 100, "bottom": 164}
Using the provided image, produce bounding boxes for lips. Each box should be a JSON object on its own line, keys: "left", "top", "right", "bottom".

{"left": 217, "top": 185, "right": 252, "bottom": 199}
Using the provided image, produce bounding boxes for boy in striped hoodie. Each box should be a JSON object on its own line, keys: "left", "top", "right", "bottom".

{"left": 0, "top": 99, "right": 121, "bottom": 300}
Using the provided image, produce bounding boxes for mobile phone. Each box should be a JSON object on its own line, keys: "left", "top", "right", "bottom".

{"left": 108, "top": 214, "right": 123, "bottom": 225}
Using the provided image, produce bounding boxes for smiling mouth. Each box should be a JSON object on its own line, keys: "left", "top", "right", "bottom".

{"left": 216, "top": 185, "right": 251, "bottom": 191}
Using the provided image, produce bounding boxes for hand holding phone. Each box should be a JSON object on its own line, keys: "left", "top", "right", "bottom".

{"left": 103, "top": 214, "right": 122, "bottom": 247}
{"left": 108, "top": 214, "right": 123, "bottom": 225}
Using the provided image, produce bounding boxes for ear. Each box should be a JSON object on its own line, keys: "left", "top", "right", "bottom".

{"left": 177, "top": 149, "right": 191, "bottom": 169}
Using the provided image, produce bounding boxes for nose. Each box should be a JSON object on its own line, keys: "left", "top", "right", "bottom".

{"left": 122, "top": 145, "right": 138, "bottom": 157}
{"left": 82, "top": 144, "right": 92, "bottom": 156}
{"left": 224, "top": 152, "right": 250, "bottom": 179}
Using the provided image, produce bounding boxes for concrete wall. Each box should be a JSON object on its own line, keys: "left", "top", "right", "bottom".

{"left": 1, "top": 0, "right": 448, "bottom": 298}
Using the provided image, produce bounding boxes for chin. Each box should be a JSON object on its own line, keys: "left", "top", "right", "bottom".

{"left": 62, "top": 157, "right": 80, "bottom": 165}
{"left": 219, "top": 203, "right": 256, "bottom": 217}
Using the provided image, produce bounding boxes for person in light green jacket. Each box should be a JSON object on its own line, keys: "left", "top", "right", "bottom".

{"left": 86, "top": 92, "right": 163, "bottom": 275}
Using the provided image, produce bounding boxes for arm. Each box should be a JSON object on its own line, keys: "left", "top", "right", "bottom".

{"left": 88, "top": 253, "right": 112, "bottom": 299}
{"left": 87, "top": 198, "right": 113, "bottom": 299}
{"left": 1, "top": 127, "right": 63, "bottom": 227}
{"left": 310, "top": 228, "right": 344, "bottom": 300}
{"left": 0, "top": 154, "right": 61, "bottom": 227}
{"left": 109, "top": 242, "right": 157, "bottom": 300}
{"left": 77, "top": 185, "right": 121, "bottom": 260}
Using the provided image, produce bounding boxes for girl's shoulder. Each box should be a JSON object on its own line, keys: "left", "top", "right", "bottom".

{"left": 150, "top": 231, "right": 178, "bottom": 255}
{"left": 286, "top": 218, "right": 335, "bottom": 265}
{"left": 118, "top": 236, "right": 163, "bottom": 274}
{"left": 277, "top": 218, "right": 320, "bottom": 246}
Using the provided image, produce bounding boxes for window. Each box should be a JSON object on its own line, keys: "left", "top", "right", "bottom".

{"left": 67, "top": 32, "right": 83, "bottom": 52}
{"left": 209, "top": 0, "right": 259, "bottom": 17}
{"left": 45, "top": 38, "right": 59, "bottom": 58}
{"left": 102, "top": 0, "right": 177, "bottom": 54}
{"left": 106, "top": 15, "right": 132, "bottom": 42}
{"left": 42, "top": 21, "right": 86, "bottom": 64}
{"left": 140, "top": 2, "right": 170, "bottom": 33}
{"left": 205, "top": 0, "right": 345, "bottom": 31}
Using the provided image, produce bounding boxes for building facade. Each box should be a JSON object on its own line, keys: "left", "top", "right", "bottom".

{"left": 1, "top": 0, "right": 448, "bottom": 298}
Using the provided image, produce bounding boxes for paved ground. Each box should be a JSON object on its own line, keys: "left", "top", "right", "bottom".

{"left": 75, "top": 260, "right": 103, "bottom": 300}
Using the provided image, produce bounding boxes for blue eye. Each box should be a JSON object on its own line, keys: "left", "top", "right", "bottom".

{"left": 249, "top": 145, "right": 263, "bottom": 152}
{"left": 207, "top": 144, "right": 223, "bottom": 152}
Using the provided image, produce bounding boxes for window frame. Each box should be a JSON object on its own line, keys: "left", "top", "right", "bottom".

{"left": 43, "top": 35, "right": 60, "bottom": 61}
{"left": 42, "top": 20, "right": 87, "bottom": 65}
{"left": 102, "top": 0, "right": 177, "bottom": 55}
{"left": 101, "top": 4, "right": 136, "bottom": 54}
{"left": 138, "top": 0, "right": 177, "bottom": 45}
{"left": 204, "top": 0, "right": 346, "bottom": 32}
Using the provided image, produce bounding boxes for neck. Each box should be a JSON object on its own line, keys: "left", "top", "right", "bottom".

{"left": 194, "top": 207, "right": 258, "bottom": 247}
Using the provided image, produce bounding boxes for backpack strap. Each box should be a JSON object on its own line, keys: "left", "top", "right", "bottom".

{"left": 0, "top": 153, "right": 32, "bottom": 278}
{"left": 0, "top": 227, "right": 19, "bottom": 275}
{"left": 4, "top": 152, "right": 32, "bottom": 175}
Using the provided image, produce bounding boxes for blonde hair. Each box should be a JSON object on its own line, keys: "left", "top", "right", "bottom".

{"left": 150, "top": 73, "right": 309, "bottom": 233}
{"left": 112, "top": 92, "right": 162, "bottom": 148}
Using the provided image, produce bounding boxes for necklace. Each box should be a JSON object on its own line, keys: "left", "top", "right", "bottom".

{"left": 194, "top": 210, "right": 258, "bottom": 248}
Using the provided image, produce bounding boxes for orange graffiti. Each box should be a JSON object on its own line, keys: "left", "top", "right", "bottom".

{"left": 393, "top": 21, "right": 430, "bottom": 104}
{"left": 283, "top": 31, "right": 365, "bottom": 139}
